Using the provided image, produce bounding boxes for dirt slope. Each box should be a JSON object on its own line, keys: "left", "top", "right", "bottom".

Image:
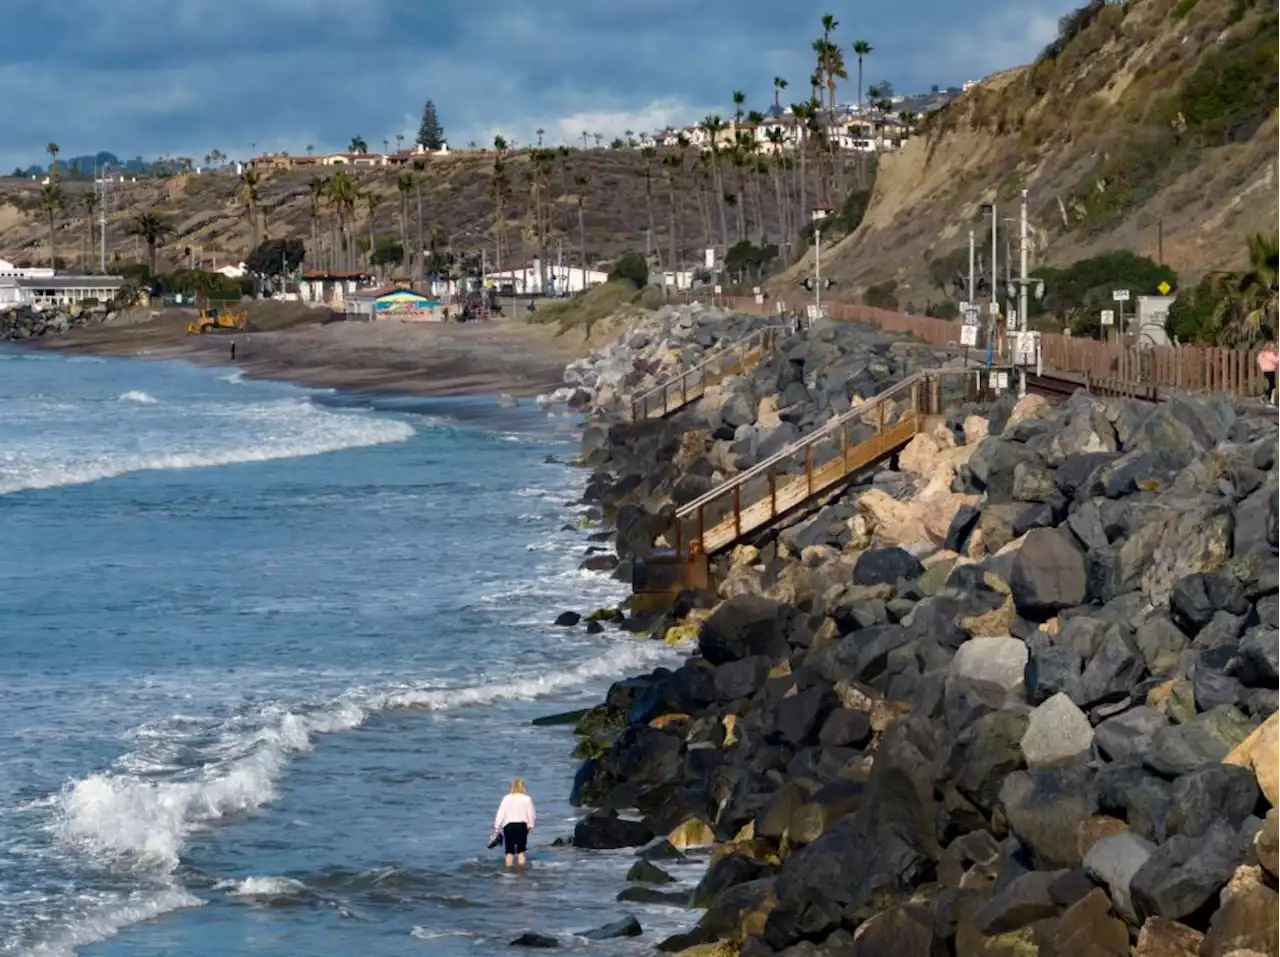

{"left": 782, "top": 0, "right": 1278, "bottom": 304}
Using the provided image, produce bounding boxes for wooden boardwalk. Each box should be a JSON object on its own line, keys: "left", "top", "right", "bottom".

{"left": 630, "top": 325, "right": 785, "bottom": 421}
{"left": 671, "top": 367, "right": 1006, "bottom": 556}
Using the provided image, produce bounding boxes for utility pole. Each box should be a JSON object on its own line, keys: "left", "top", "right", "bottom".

{"left": 990, "top": 201, "right": 998, "bottom": 361}
{"left": 98, "top": 166, "right": 108, "bottom": 274}
{"left": 1019, "top": 190, "right": 1029, "bottom": 334}
{"left": 968, "top": 229, "right": 975, "bottom": 314}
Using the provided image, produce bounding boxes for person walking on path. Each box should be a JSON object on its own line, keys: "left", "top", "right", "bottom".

{"left": 1258, "top": 343, "right": 1278, "bottom": 405}
{"left": 493, "top": 778, "right": 535, "bottom": 869}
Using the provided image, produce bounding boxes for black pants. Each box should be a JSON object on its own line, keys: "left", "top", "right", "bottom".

{"left": 502, "top": 822, "right": 529, "bottom": 855}
{"left": 1265, "top": 371, "right": 1275, "bottom": 401}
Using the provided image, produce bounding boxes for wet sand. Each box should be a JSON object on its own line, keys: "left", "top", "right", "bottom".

{"left": 32, "top": 306, "right": 584, "bottom": 398}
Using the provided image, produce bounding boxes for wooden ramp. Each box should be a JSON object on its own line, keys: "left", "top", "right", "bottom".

{"left": 671, "top": 367, "right": 1009, "bottom": 557}
{"left": 630, "top": 325, "right": 785, "bottom": 421}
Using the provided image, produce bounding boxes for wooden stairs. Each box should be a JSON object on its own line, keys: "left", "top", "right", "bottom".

{"left": 630, "top": 325, "right": 785, "bottom": 421}
{"left": 670, "top": 367, "right": 1009, "bottom": 557}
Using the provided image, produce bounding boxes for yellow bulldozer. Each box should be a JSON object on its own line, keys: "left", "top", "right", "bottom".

{"left": 186, "top": 307, "right": 247, "bottom": 336}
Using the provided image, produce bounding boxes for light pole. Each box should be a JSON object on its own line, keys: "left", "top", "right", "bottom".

{"left": 1019, "top": 189, "right": 1029, "bottom": 335}
{"left": 968, "top": 229, "right": 975, "bottom": 315}
{"left": 811, "top": 203, "right": 832, "bottom": 318}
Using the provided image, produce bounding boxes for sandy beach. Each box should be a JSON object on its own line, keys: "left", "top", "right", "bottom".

{"left": 31, "top": 303, "right": 589, "bottom": 398}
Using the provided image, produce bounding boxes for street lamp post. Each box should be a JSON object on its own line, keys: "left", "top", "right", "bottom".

{"left": 811, "top": 203, "right": 832, "bottom": 318}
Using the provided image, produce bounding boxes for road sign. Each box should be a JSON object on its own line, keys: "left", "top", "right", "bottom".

{"left": 1101, "top": 309, "right": 1115, "bottom": 326}
{"left": 962, "top": 305, "right": 980, "bottom": 325}
{"left": 713, "top": 284, "right": 722, "bottom": 295}
{"left": 754, "top": 293, "right": 764, "bottom": 305}
{"left": 990, "top": 372, "right": 1009, "bottom": 390}
{"left": 1014, "top": 331, "right": 1040, "bottom": 366}
{"left": 1112, "top": 289, "right": 1130, "bottom": 302}
{"left": 989, "top": 300, "right": 1001, "bottom": 316}
{"left": 959, "top": 324, "right": 978, "bottom": 347}
{"left": 1157, "top": 280, "right": 1172, "bottom": 296}
{"left": 806, "top": 305, "right": 825, "bottom": 321}
{"left": 1005, "top": 308, "right": 1018, "bottom": 331}
{"left": 777, "top": 300, "right": 786, "bottom": 314}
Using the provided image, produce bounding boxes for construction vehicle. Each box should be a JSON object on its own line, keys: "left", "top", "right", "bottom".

{"left": 186, "top": 307, "right": 247, "bottom": 335}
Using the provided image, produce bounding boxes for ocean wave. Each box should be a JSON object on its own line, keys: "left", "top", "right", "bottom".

{"left": 118, "top": 390, "right": 159, "bottom": 405}
{"left": 51, "top": 640, "right": 673, "bottom": 875}
{"left": 0, "top": 401, "right": 415, "bottom": 495}
{"left": 215, "top": 875, "right": 311, "bottom": 898}
{"left": 218, "top": 369, "right": 244, "bottom": 384}
{"left": 19, "top": 887, "right": 203, "bottom": 957}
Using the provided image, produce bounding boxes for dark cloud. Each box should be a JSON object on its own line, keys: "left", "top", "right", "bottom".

{"left": 0, "top": 0, "right": 1065, "bottom": 169}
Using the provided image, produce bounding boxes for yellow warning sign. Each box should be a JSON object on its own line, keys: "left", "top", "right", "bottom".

{"left": 1157, "top": 280, "right": 1171, "bottom": 295}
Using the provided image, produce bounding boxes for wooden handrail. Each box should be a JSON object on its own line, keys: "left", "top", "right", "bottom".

{"left": 629, "top": 324, "right": 787, "bottom": 421}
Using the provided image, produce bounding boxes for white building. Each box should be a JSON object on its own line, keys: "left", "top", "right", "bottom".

{"left": 0, "top": 273, "right": 127, "bottom": 308}
{"left": 0, "top": 258, "right": 55, "bottom": 280}
{"left": 484, "top": 262, "right": 608, "bottom": 295}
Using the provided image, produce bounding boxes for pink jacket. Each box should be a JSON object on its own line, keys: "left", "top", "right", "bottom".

{"left": 1258, "top": 349, "right": 1278, "bottom": 373}
{"left": 494, "top": 793, "right": 535, "bottom": 830}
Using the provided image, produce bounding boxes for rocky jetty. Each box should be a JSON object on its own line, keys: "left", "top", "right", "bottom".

{"left": 557, "top": 303, "right": 1279, "bottom": 957}
{"left": 0, "top": 304, "right": 111, "bottom": 341}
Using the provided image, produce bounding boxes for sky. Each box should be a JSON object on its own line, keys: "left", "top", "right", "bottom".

{"left": 0, "top": 0, "right": 1066, "bottom": 171}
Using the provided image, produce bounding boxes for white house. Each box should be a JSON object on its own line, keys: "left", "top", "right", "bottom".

{"left": 484, "top": 261, "right": 608, "bottom": 296}
{"left": 0, "top": 258, "right": 55, "bottom": 280}
{"left": 15, "top": 274, "right": 127, "bottom": 307}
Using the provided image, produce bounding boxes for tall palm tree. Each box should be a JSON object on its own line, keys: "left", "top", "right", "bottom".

{"left": 238, "top": 169, "right": 261, "bottom": 251}
{"left": 574, "top": 173, "right": 590, "bottom": 284}
{"left": 661, "top": 153, "right": 683, "bottom": 271}
{"left": 325, "top": 169, "right": 358, "bottom": 270}
{"left": 46, "top": 143, "right": 60, "bottom": 179}
{"left": 692, "top": 152, "right": 714, "bottom": 251}
{"left": 767, "top": 127, "right": 789, "bottom": 245}
{"left": 308, "top": 174, "right": 327, "bottom": 270}
{"left": 40, "top": 183, "right": 64, "bottom": 269}
{"left": 790, "top": 101, "right": 813, "bottom": 227}
{"left": 730, "top": 136, "right": 750, "bottom": 241}
{"left": 699, "top": 115, "right": 730, "bottom": 254}
{"left": 732, "top": 90, "right": 746, "bottom": 125}
{"left": 640, "top": 145, "right": 659, "bottom": 267}
{"left": 412, "top": 158, "right": 427, "bottom": 279}
{"left": 349, "top": 135, "right": 368, "bottom": 154}
{"left": 365, "top": 193, "right": 381, "bottom": 268}
{"left": 489, "top": 139, "right": 511, "bottom": 271}
{"left": 853, "top": 40, "right": 874, "bottom": 188}
{"left": 128, "top": 211, "right": 171, "bottom": 278}
{"left": 1212, "top": 233, "right": 1280, "bottom": 345}
{"left": 82, "top": 191, "right": 98, "bottom": 270}
{"left": 396, "top": 173, "right": 413, "bottom": 276}
{"left": 773, "top": 76, "right": 788, "bottom": 111}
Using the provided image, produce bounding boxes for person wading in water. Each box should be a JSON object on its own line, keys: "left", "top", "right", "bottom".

{"left": 492, "top": 778, "right": 535, "bottom": 869}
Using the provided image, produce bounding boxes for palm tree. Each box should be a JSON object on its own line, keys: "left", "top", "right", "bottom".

{"left": 349, "top": 136, "right": 368, "bottom": 154}
{"left": 574, "top": 173, "right": 590, "bottom": 285}
{"left": 39, "top": 183, "right": 64, "bottom": 268}
{"left": 732, "top": 90, "right": 746, "bottom": 125}
{"left": 790, "top": 101, "right": 813, "bottom": 226}
{"left": 238, "top": 169, "right": 261, "bottom": 251}
{"left": 489, "top": 149, "right": 511, "bottom": 271}
{"left": 692, "top": 152, "right": 714, "bottom": 251}
{"left": 307, "top": 144, "right": 315, "bottom": 156}
{"left": 396, "top": 173, "right": 413, "bottom": 276}
{"left": 729, "top": 139, "right": 749, "bottom": 241}
{"left": 412, "top": 158, "right": 427, "bottom": 278}
{"left": 899, "top": 110, "right": 918, "bottom": 139}
{"left": 640, "top": 145, "right": 659, "bottom": 267}
{"left": 128, "top": 211, "right": 171, "bottom": 278}
{"left": 1212, "top": 233, "right": 1280, "bottom": 345}
{"left": 661, "top": 153, "right": 682, "bottom": 271}
{"left": 325, "top": 169, "right": 358, "bottom": 270}
{"left": 365, "top": 193, "right": 381, "bottom": 268}
{"left": 699, "top": 115, "right": 730, "bottom": 254}
{"left": 773, "top": 76, "right": 788, "bottom": 111}
{"left": 536, "top": 128, "right": 545, "bottom": 146}
{"left": 82, "top": 191, "right": 98, "bottom": 270}
{"left": 853, "top": 40, "right": 874, "bottom": 188}
{"left": 46, "top": 143, "right": 60, "bottom": 179}
{"left": 308, "top": 175, "right": 327, "bottom": 270}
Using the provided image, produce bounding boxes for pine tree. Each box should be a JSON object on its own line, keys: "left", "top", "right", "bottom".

{"left": 417, "top": 101, "right": 445, "bottom": 150}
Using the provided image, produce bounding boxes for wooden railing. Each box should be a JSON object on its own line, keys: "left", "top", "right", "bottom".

{"left": 630, "top": 325, "right": 785, "bottom": 421}
{"left": 701, "top": 293, "right": 1269, "bottom": 399}
{"left": 671, "top": 366, "right": 1007, "bottom": 556}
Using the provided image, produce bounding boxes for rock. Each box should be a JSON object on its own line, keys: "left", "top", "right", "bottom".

{"left": 627, "top": 859, "right": 676, "bottom": 884}
{"left": 1041, "top": 888, "right": 1129, "bottom": 957}
{"left": 1095, "top": 707, "right": 1169, "bottom": 763}
{"left": 635, "top": 838, "right": 688, "bottom": 862}
{"left": 947, "top": 636, "right": 1029, "bottom": 719}
{"left": 1199, "top": 868, "right": 1278, "bottom": 957}
{"left": 1021, "top": 693, "right": 1094, "bottom": 767}
{"left": 1134, "top": 917, "right": 1203, "bottom": 957}
{"left": 899, "top": 432, "right": 941, "bottom": 475}
{"left": 579, "top": 915, "right": 643, "bottom": 941}
{"left": 698, "top": 595, "right": 791, "bottom": 666}
{"left": 1010, "top": 528, "right": 1087, "bottom": 621}
{"left": 693, "top": 853, "right": 767, "bottom": 908}
{"left": 849, "top": 902, "right": 936, "bottom": 956}
{"left": 714, "top": 656, "right": 772, "bottom": 702}
{"left": 1134, "top": 615, "right": 1190, "bottom": 675}
{"left": 818, "top": 708, "right": 872, "bottom": 749}
{"left": 999, "top": 762, "right": 1098, "bottom": 869}
{"left": 963, "top": 415, "right": 989, "bottom": 445}
{"left": 1166, "top": 764, "right": 1262, "bottom": 839}
{"left": 1223, "top": 711, "right": 1278, "bottom": 806}
{"left": 617, "top": 885, "right": 687, "bottom": 905}
{"left": 1144, "top": 723, "right": 1230, "bottom": 778}
{"left": 1077, "top": 815, "right": 1131, "bottom": 859}
{"left": 1026, "top": 645, "right": 1083, "bottom": 705}
{"left": 774, "top": 686, "right": 836, "bottom": 747}
{"left": 1075, "top": 627, "right": 1144, "bottom": 709}
{"left": 971, "top": 868, "right": 1087, "bottom": 934}
{"left": 573, "top": 813, "right": 655, "bottom": 849}
{"left": 1148, "top": 678, "right": 1197, "bottom": 725}
{"left": 554, "top": 611, "right": 582, "bottom": 627}
{"left": 668, "top": 818, "right": 715, "bottom": 850}
{"left": 1170, "top": 571, "right": 1249, "bottom": 635}
{"left": 1130, "top": 822, "right": 1248, "bottom": 921}
{"left": 1084, "top": 832, "right": 1156, "bottom": 924}
{"left": 852, "top": 547, "right": 924, "bottom": 587}
{"left": 511, "top": 932, "right": 560, "bottom": 947}
{"left": 1005, "top": 394, "right": 1051, "bottom": 432}
{"left": 1140, "top": 503, "right": 1235, "bottom": 609}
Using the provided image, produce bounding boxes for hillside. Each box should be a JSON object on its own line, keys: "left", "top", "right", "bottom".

{"left": 786, "top": 0, "right": 1278, "bottom": 304}
{"left": 0, "top": 150, "right": 736, "bottom": 275}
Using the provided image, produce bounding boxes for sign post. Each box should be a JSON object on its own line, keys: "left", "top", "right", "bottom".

{"left": 1111, "top": 289, "right": 1130, "bottom": 341}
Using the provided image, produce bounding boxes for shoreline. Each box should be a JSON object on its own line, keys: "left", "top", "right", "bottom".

{"left": 24, "top": 309, "right": 588, "bottom": 400}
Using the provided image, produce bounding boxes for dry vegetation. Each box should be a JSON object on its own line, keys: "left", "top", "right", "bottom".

{"left": 780, "top": 0, "right": 1278, "bottom": 303}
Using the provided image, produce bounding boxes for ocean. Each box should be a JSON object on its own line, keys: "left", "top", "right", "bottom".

{"left": 0, "top": 349, "right": 692, "bottom": 956}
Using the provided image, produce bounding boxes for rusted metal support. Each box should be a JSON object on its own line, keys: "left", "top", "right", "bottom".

{"left": 805, "top": 445, "right": 813, "bottom": 494}
{"left": 733, "top": 485, "right": 742, "bottom": 538}
{"left": 768, "top": 465, "right": 777, "bottom": 518}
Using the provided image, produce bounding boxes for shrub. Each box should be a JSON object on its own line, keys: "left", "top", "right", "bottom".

{"left": 926, "top": 300, "right": 961, "bottom": 319}
{"left": 608, "top": 252, "right": 649, "bottom": 287}
{"left": 1176, "top": 19, "right": 1279, "bottom": 146}
{"left": 863, "top": 280, "right": 899, "bottom": 311}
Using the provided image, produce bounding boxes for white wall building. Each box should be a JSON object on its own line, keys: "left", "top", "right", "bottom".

{"left": 484, "top": 262, "right": 608, "bottom": 295}
{"left": 0, "top": 258, "right": 55, "bottom": 280}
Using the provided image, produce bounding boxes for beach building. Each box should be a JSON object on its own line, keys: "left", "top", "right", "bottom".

{"left": 298, "top": 270, "right": 377, "bottom": 306}
{"left": 7, "top": 274, "right": 127, "bottom": 308}
{"left": 484, "top": 262, "right": 608, "bottom": 296}
{"left": 343, "top": 286, "right": 443, "bottom": 322}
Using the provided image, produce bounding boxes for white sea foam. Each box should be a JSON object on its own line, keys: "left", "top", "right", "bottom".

{"left": 215, "top": 876, "right": 309, "bottom": 897}
{"left": 117, "top": 390, "right": 158, "bottom": 404}
{"left": 19, "top": 887, "right": 204, "bottom": 957}
{"left": 218, "top": 369, "right": 245, "bottom": 384}
{"left": 0, "top": 399, "right": 415, "bottom": 495}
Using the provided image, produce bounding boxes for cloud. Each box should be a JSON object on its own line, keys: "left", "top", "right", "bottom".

{"left": 0, "top": 0, "right": 1072, "bottom": 171}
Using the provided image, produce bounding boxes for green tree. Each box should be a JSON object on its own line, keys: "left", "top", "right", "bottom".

{"left": 732, "top": 90, "right": 746, "bottom": 124}
{"left": 772, "top": 75, "right": 788, "bottom": 111}
{"left": 237, "top": 169, "right": 261, "bottom": 251}
{"left": 82, "top": 190, "right": 98, "bottom": 270}
{"left": 246, "top": 237, "right": 306, "bottom": 279}
{"left": 412, "top": 158, "right": 427, "bottom": 278}
{"left": 1029, "top": 249, "right": 1177, "bottom": 337}
{"left": 349, "top": 135, "right": 368, "bottom": 154}
{"left": 46, "top": 142, "right": 60, "bottom": 179}
{"left": 1208, "top": 233, "right": 1279, "bottom": 345}
{"left": 416, "top": 101, "right": 445, "bottom": 151}
{"left": 39, "top": 183, "right": 64, "bottom": 269}
{"left": 699, "top": 115, "right": 730, "bottom": 253}
{"left": 364, "top": 193, "right": 381, "bottom": 268}
{"left": 308, "top": 174, "right": 327, "bottom": 270}
{"left": 324, "top": 169, "right": 358, "bottom": 270}
{"left": 640, "top": 145, "right": 659, "bottom": 267}
{"left": 370, "top": 237, "right": 404, "bottom": 268}
{"left": 128, "top": 211, "right": 172, "bottom": 278}
{"left": 609, "top": 252, "right": 649, "bottom": 287}
{"left": 852, "top": 40, "right": 874, "bottom": 187}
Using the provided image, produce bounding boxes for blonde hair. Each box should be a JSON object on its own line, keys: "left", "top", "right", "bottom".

{"left": 509, "top": 778, "right": 527, "bottom": 795}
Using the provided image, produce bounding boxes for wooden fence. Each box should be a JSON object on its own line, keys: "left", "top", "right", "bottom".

{"left": 706, "top": 294, "right": 1268, "bottom": 399}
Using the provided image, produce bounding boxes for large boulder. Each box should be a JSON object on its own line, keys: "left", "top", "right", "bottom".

{"left": 699, "top": 595, "right": 792, "bottom": 665}
{"left": 1084, "top": 831, "right": 1155, "bottom": 924}
{"left": 573, "top": 812, "right": 656, "bottom": 849}
{"left": 852, "top": 547, "right": 924, "bottom": 587}
{"left": 1010, "top": 528, "right": 1087, "bottom": 621}
{"left": 1130, "top": 822, "right": 1249, "bottom": 921}
{"left": 1021, "top": 693, "right": 1094, "bottom": 768}
{"left": 999, "top": 761, "right": 1098, "bottom": 869}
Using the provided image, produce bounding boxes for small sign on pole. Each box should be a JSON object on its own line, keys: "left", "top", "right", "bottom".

{"left": 1014, "top": 331, "right": 1040, "bottom": 366}
{"left": 959, "top": 324, "right": 978, "bottom": 347}
{"left": 962, "top": 305, "right": 980, "bottom": 325}
{"left": 1157, "top": 280, "right": 1172, "bottom": 296}
{"left": 754, "top": 293, "right": 764, "bottom": 305}
{"left": 1005, "top": 308, "right": 1018, "bottom": 331}
{"left": 1100, "top": 309, "right": 1115, "bottom": 326}
{"left": 704, "top": 248, "right": 715, "bottom": 270}
{"left": 713, "top": 284, "right": 722, "bottom": 295}
{"left": 1112, "top": 289, "right": 1130, "bottom": 302}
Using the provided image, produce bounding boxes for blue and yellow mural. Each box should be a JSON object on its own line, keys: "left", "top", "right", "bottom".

{"left": 373, "top": 290, "right": 441, "bottom": 316}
